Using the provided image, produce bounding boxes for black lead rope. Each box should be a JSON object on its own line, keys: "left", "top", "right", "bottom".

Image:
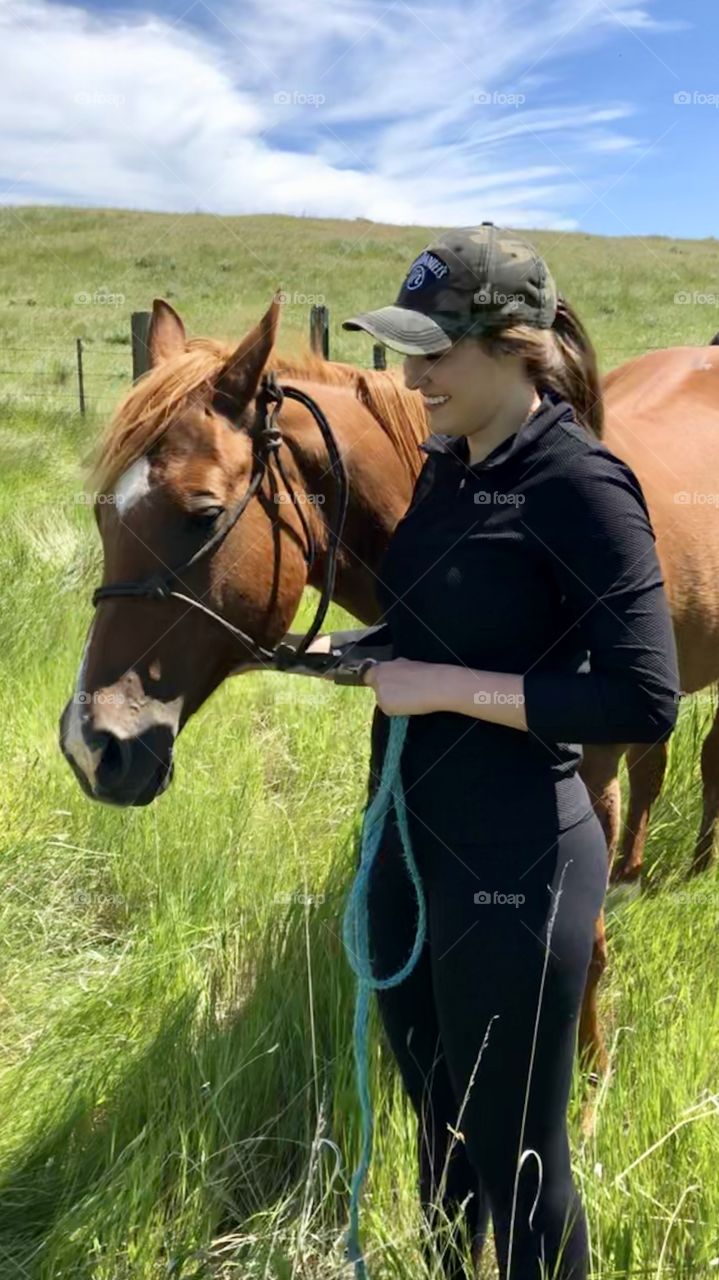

{"left": 91, "top": 371, "right": 353, "bottom": 674}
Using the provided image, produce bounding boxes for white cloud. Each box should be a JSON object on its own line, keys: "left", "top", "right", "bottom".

{"left": 599, "top": 7, "right": 690, "bottom": 32}
{"left": 588, "top": 134, "right": 638, "bottom": 152}
{"left": 0, "top": 0, "right": 670, "bottom": 228}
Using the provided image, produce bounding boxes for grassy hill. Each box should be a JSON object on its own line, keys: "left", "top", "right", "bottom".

{"left": 1, "top": 207, "right": 718, "bottom": 1279}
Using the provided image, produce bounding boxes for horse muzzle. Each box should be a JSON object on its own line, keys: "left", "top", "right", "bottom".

{"left": 59, "top": 693, "right": 179, "bottom": 807}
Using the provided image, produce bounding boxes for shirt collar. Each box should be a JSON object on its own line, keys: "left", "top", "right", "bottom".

{"left": 417, "top": 386, "right": 574, "bottom": 471}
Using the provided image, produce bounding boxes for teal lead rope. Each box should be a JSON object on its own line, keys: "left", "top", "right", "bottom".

{"left": 341, "top": 713, "right": 427, "bottom": 1278}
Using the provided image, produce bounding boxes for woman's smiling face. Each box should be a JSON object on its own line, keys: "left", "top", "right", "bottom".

{"left": 402, "top": 333, "right": 534, "bottom": 439}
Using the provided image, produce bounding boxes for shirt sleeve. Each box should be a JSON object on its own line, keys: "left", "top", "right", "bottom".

{"left": 329, "top": 622, "right": 394, "bottom": 656}
{"left": 522, "top": 448, "right": 682, "bottom": 745}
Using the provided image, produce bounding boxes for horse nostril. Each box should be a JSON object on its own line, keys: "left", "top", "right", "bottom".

{"left": 91, "top": 730, "right": 132, "bottom": 788}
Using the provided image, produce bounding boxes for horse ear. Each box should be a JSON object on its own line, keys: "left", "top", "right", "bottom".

{"left": 148, "top": 299, "right": 186, "bottom": 367}
{"left": 212, "top": 291, "right": 283, "bottom": 419}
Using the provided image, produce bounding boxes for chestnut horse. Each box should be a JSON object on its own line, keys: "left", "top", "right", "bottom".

{"left": 59, "top": 295, "right": 719, "bottom": 1074}
{"left": 588, "top": 346, "right": 719, "bottom": 884}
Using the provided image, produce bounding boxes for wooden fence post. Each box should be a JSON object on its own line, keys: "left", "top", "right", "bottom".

{"left": 309, "top": 305, "right": 329, "bottom": 359}
{"left": 75, "top": 338, "right": 86, "bottom": 415}
{"left": 131, "top": 311, "right": 152, "bottom": 381}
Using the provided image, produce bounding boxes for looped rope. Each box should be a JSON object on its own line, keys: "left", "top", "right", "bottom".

{"left": 342, "top": 713, "right": 426, "bottom": 1278}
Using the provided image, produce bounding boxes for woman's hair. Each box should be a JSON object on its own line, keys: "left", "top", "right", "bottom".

{"left": 478, "top": 294, "right": 604, "bottom": 440}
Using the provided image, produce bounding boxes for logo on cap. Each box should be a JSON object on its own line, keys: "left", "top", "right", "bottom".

{"left": 404, "top": 250, "right": 450, "bottom": 292}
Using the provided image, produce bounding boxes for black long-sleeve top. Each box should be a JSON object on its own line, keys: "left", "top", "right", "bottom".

{"left": 332, "top": 387, "right": 682, "bottom": 841}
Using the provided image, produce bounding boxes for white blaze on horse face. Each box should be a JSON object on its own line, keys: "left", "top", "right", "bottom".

{"left": 63, "top": 458, "right": 151, "bottom": 791}
{"left": 113, "top": 456, "right": 152, "bottom": 517}
{"left": 63, "top": 619, "right": 102, "bottom": 791}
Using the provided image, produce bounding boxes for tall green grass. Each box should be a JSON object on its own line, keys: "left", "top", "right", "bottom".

{"left": 1, "top": 209, "right": 718, "bottom": 1278}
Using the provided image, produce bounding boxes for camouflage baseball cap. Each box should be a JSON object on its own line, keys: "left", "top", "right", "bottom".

{"left": 342, "top": 222, "right": 557, "bottom": 355}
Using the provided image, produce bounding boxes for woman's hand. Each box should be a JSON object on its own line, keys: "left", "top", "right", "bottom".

{"left": 362, "top": 658, "right": 443, "bottom": 716}
{"left": 362, "top": 659, "right": 529, "bottom": 730}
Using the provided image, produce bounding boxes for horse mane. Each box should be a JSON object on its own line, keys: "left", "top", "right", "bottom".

{"left": 91, "top": 338, "right": 428, "bottom": 493}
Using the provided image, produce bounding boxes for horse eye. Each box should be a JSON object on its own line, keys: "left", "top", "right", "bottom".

{"left": 190, "top": 505, "right": 224, "bottom": 527}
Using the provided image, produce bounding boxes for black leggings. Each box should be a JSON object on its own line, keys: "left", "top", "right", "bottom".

{"left": 365, "top": 799, "right": 608, "bottom": 1280}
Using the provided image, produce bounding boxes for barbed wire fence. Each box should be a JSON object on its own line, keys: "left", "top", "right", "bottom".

{"left": 0, "top": 307, "right": 390, "bottom": 416}
{"left": 0, "top": 338, "right": 134, "bottom": 414}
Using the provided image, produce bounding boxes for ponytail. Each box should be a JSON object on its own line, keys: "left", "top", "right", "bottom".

{"left": 547, "top": 295, "right": 604, "bottom": 439}
{"left": 479, "top": 293, "right": 604, "bottom": 440}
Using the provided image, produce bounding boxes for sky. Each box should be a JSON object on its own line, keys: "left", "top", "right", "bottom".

{"left": 1, "top": 0, "right": 717, "bottom": 238}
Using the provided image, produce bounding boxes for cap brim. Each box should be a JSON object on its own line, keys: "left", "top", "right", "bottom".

{"left": 342, "top": 306, "right": 453, "bottom": 355}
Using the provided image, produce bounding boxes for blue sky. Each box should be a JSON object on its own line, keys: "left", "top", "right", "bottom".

{"left": 1, "top": 0, "right": 717, "bottom": 237}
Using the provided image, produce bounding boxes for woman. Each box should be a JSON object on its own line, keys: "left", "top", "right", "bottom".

{"left": 284, "top": 223, "right": 680, "bottom": 1279}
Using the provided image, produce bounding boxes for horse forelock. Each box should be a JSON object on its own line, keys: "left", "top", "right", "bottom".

{"left": 91, "top": 338, "right": 232, "bottom": 495}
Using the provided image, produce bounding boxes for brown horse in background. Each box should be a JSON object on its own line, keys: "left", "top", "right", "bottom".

{"left": 58, "top": 295, "right": 719, "bottom": 1074}
{"left": 591, "top": 345, "right": 719, "bottom": 883}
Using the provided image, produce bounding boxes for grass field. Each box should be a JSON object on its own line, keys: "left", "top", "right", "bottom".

{"left": 1, "top": 206, "right": 718, "bottom": 1280}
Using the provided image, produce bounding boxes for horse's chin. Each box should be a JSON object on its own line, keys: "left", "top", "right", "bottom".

{"left": 121, "top": 757, "right": 175, "bottom": 807}
{"left": 91, "top": 755, "right": 175, "bottom": 808}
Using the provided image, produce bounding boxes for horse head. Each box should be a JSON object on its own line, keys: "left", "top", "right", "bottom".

{"left": 59, "top": 294, "right": 320, "bottom": 805}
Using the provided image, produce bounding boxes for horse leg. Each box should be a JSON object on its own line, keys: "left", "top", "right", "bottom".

{"left": 580, "top": 743, "right": 625, "bottom": 862}
{"left": 691, "top": 693, "right": 719, "bottom": 875}
{"left": 610, "top": 742, "right": 668, "bottom": 884}
{"left": 575, "top": 745, "right": 624, "bottom": 1081}
{"left": 577, "top": 909, "right": 609, "bottom": 1139}
{"left": 578, "top": 908, "right": 608, "bottom": 1082}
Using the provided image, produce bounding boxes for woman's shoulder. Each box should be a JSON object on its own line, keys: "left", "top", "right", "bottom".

{"left": 529, "top": 404, "right": 652, "bottom": 526}
{"left": 541, "top": 403, "right": 643, "bottom": 489}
